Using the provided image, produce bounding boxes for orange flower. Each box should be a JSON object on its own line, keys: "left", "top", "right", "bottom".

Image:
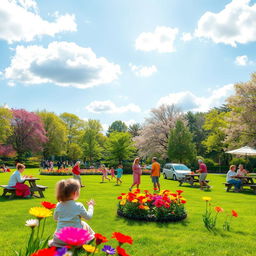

{"left": 232, "top": 210, "right": 238, "bottom": 217}
{"left": 214, "top": 206, "right": 224, "bottom": 213}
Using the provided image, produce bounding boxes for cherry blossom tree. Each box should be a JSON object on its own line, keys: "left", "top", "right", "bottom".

{"left": 134, "top": 105, "right": 183, "bottom": 158}
{"left": 8, "top": 109, "right": 47, "bottom": 159}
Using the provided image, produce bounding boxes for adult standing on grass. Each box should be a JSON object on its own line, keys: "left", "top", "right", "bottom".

{"left": 72, "top": 161, "right": 84, "bottom": 187}
{"left": 129, "top": 157, "right": 142, "bottom": 191}
{"left": 151, "top": 157, "right": 161, "bottom": 191}
{"left": 196, "top": 159, "right": 210, "bottom": 190}
{"left": 227, "top": 165, "right": 242, "bottom": 192}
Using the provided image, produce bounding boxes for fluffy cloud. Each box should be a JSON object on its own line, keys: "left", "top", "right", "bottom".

{"left": 0, "top": 0, "right": 76, "bottom": 43}
{"left": 86, "top": 100, "right": 141, "bottom": 114}
{"left": 195, "top": 0, "right": 256, "bottom": 47}
{"left": 4, "top": 41, "right": 121, "bottom": 89}
{"left": 181, "top": 32, "right": 193, "bottom": 42}
{"left": 129, "top": 63, "right": 157, "bottom": 77}
{"left": 157, "top": 84, "right": 234, "bottom": 112}
{"left": 235, "top": 55, "right": 249, "bottom": 66}
{"left": 135, "top": 26, "right": 179, "bottom": 53}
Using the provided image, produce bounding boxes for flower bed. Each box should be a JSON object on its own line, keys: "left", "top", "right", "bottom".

{"left": 117, "top": 189, "right": 187, "bottom": 222}
{"left": 40, "top": 168, "right": 102, "bottom": 176}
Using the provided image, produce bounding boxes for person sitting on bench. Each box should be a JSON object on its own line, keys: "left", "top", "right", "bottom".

{"left": 227, "top": 165, "right": 242, "bottom": 192}
{"left": 8, "top": 163, "right": 31, "bottom": 198}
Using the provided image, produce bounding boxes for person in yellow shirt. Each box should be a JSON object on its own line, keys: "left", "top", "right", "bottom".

{"left": 151, "top": 157, "right": 161, "bottom": 191}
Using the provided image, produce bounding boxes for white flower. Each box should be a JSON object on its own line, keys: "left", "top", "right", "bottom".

{"left": 63, "top": 253, "right": 72, "bottom": 256}
{"left": 25, "top": 219, "right": 39, "bottom": 228}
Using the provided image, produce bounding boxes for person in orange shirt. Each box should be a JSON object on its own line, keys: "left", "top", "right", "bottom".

{"left": 151, "top": 157, "right": 161, "bottom": 191}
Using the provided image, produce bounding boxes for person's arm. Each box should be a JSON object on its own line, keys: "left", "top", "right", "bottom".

{"left": 16, "top": 172, "right": 25, "bottom": 183}
{"left": 78, "top": 203, "right": 94, "bottom": 220}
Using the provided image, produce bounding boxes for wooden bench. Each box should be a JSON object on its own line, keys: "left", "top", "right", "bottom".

{"left": 223, "top": 183, "right": 234, "bottom": 192}
{"left": 0, "top": 185, "right": 16, "bottom": 199}
{"left": 179, "top": 178, "right": 209, "bottom": 187}
{"left": 30, "top": 185, "right": 48, "bottom": 198}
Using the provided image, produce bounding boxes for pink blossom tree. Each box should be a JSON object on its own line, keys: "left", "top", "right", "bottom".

{"left": 8, "top": 109, "right": 47, "bottom": 159}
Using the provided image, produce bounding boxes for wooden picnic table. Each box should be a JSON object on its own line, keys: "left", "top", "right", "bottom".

{"left": 224, "top": 175, "right": 256, "bottom": 193}
{"left": 1, "top": 177, "right": 48, "bottom": 199}
{"left": 24, "top": 177, "right": 47, "bottom": 198}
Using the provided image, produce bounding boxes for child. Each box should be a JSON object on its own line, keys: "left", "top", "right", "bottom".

{"left": 116, "top": 164, "right": 123, "bottom": 185}
{"left": 7, "top": 163, "right": 31, "bottom": 198}
{"left": 49, "top": 178, "right": 95, "bottom": 247}
{"left": 110, "top": 167, "right": 116, "bottom": 180}
{"left": 99, "top": 164, "right": 110, "bottom": 183}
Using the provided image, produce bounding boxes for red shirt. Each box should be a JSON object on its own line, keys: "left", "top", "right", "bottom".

{"left": 72, "top": 165, "right": 80, "bottom": 175}
{"left": 199, "top": 163, "right": 207, "bottom": 173}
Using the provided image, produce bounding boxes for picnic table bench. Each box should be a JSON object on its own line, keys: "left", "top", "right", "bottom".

{"left": 224, "top": 176, "right": 256, "bottom": 194}
{"left": 179, "top": 174, "right": 209, "bottom": 187}
{"left": 1, "top": 177, "right": 48, "bottom": 199}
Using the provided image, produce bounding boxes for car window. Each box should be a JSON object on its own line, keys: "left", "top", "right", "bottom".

{"left": 164, "top": 164, "right": 170, "bottom": 169}
{"left": 173, "top": 164, "right": 190, "bottom": 170}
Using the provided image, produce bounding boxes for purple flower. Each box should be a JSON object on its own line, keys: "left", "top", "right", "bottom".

{"left": 102, "top": 245, "right": 116, "bottom": 255}
{"left": 56, "top": 247, "right": 68, "bottom": 256}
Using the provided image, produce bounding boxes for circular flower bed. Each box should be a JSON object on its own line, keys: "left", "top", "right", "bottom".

{"left": 117, "top": 189, "right": 187, "bottom": 222}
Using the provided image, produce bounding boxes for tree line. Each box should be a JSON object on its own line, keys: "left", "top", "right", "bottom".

{"left": 1, "top": 73, "right": 256, "bottom": 169}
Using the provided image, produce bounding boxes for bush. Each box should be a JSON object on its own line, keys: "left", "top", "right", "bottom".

{"left": 204, "top": 158, "right": 218, "bottom": 167}
{"left": 229, "top": 158, "right": 248, "bottom": 166}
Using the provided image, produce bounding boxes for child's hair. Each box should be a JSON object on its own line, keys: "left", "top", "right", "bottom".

{"left": 17, "top": 163, "right": 25, "bottom": 170}
{"left": 118, "top": 164, "right": 123, "bottom": 168}
{"left": 56, "top": 178, "right": 80, "bottom": 202}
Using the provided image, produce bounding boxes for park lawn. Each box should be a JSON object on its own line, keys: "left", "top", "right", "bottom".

{"left": 0, "top": 169, "right": 256, "bottom": 256}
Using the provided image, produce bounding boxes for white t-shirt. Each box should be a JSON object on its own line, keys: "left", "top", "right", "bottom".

{"left": 226, "top": 170, "right": 237, "bottom": 182}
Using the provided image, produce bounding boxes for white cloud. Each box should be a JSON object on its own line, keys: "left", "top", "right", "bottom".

{"left": 86, "top": 100, "right": 141, "bottom": 114}
{"left": 124, "top": 120, "right": 137, "bottom": 126}
{"left": 129, "top": 63, "right": 157, "bottom": 77}
{"left": 4, "top": 41, "right": 121, "bottom": 89}
{"left": 235, "top": 55, "right": 249, "bottom": 66}
{"left": 0, "top": 0, "right": 76, "bottom": 43}
{"left": 135, "top": 26, "right": 179, "bottom": 53}
{"left": 195, "top": 0, "right": 256, "bottom": 47}
{"left": 181, "top": 32, "right": 193, "bottom": 42}
{"left": 157, "top": 84, "right": 234, "bottom": 112}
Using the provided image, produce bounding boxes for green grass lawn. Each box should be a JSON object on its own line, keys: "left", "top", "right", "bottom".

{"left": 0, "top": 169, "right": 256, "bottom": 256}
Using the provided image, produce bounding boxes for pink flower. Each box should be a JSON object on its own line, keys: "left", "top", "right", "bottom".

{"left": 56, "top": 227, "right": 93, "bottom": 246}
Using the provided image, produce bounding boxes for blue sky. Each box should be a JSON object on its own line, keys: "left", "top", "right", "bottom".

{"left": 1, "top": 0, "right": 256, "bottom": 130}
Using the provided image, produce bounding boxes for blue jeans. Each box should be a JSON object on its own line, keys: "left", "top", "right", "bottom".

{"left": 228, "top": 179, "right": 242, "bottom": 189}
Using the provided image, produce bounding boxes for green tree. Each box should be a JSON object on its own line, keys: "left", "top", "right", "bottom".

{"left": 0, "top": 107, "right": 13, "bottom": 144}
{"left": 186, "top": 111, "right": 207, "bottom": 156}
{"left": 107, "top": 120, "right": 127, "bottom": 136}
{"left": 60, "top": 112, "right": 84, "bottom": 154}
{"left": 67, "top": 143, "right": 83, "bottom": 160}
{"left": 105, "top": 132, "right": 136, "bottom": 164}
{"left": 81, "top": 119, "right": 104, "bottom": 163}
{"left": 202, "top": 109, "right": 230, "bottom": 163}
{"left": 168, "top": 120, "right": 196, "bottom": 164}
{"left": 128, "top": 123, "right": 141, "bottom": 137}
{"left": 38, "top": 111, "right": 67, "bottom": 158}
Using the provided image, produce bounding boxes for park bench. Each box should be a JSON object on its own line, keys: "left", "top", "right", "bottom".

{"left": 30, "top": 184, "right": 48, "bottom": 198}
{"left": 179, "top": 178, "right": 209, "bottom": 187}
{"left": 0, "top": 185, "right": 16, "bottom": 199}
{"left": 223, "top": 183, "right": 256, "bottom": 194}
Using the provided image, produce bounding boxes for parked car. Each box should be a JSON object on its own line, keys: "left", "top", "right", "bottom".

{"left": 162, "top": 163, "right": 191, "bottom": 180}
